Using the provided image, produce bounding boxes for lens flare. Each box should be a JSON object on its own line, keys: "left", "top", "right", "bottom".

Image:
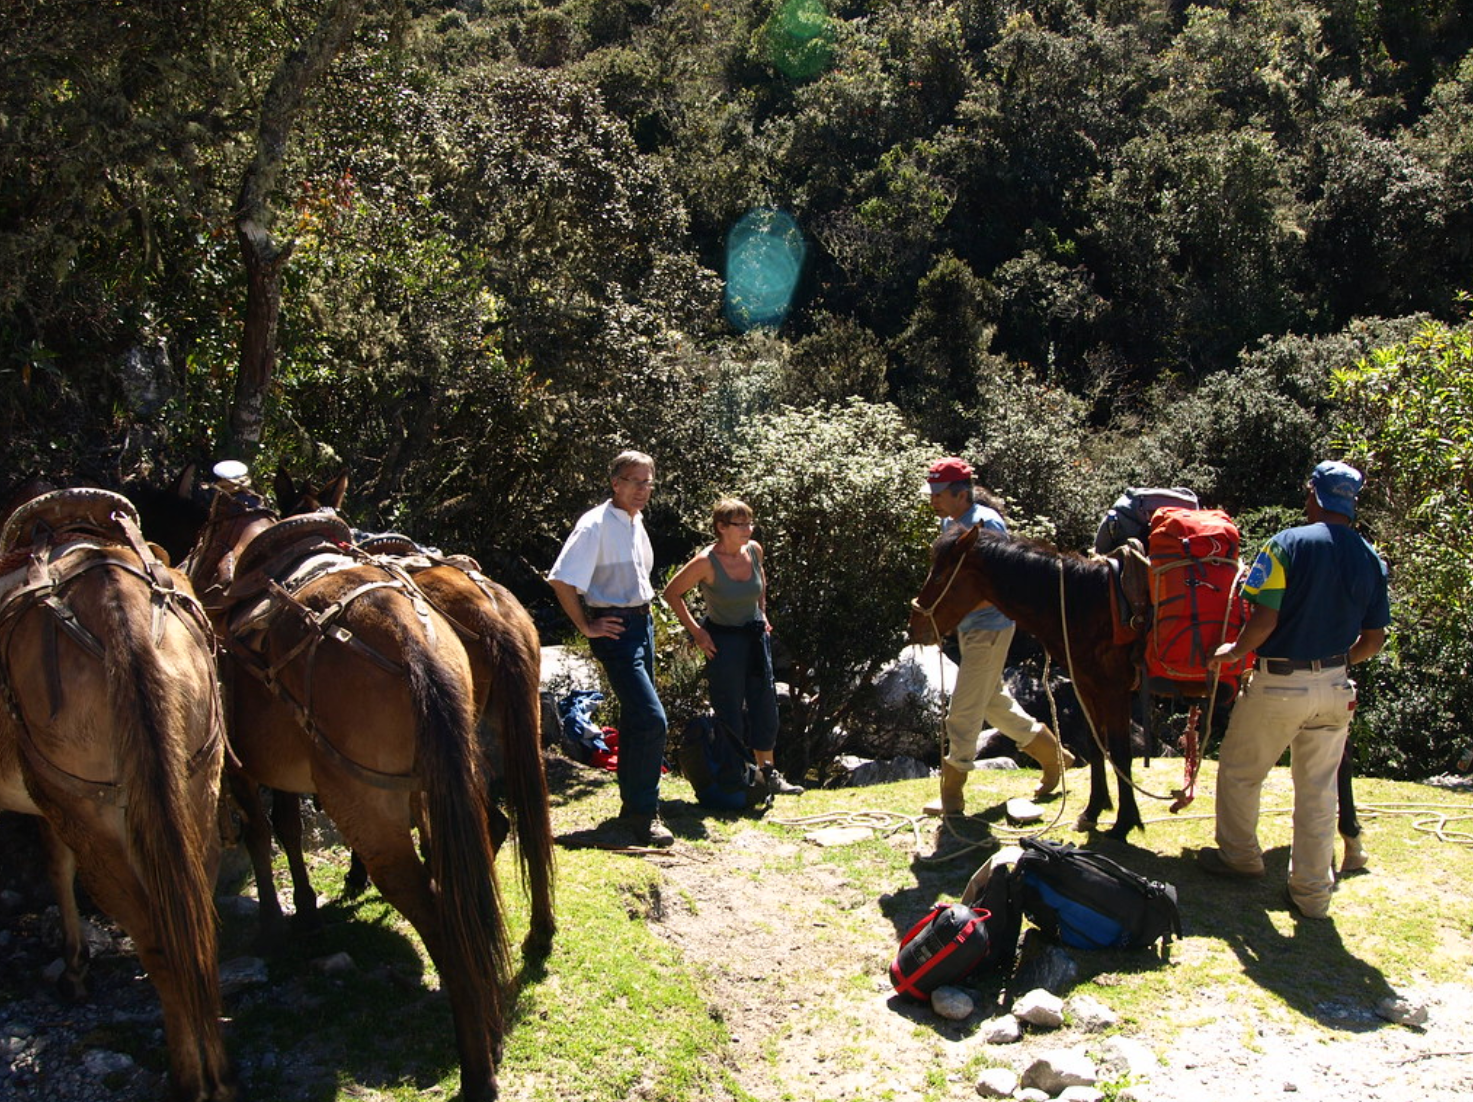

{"left": 767, "top": 0, "right": 835, "bottom": 81}
{"left": 724, "top": 208, "right": 807, "bottom": 332}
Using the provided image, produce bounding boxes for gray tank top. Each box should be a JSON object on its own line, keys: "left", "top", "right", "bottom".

{"left": 700, "top": 545, "right": 765, "bottom": 627}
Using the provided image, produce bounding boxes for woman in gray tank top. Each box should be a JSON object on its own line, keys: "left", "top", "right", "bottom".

{"left": 663, "top": 498, "right": 804, "bottom": 796}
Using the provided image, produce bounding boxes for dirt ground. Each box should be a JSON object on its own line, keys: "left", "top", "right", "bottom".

{"left": 643, "top": 815, "right": 1473, "bottom": 1102}
{"left": 4, "top": 785, "right": 1473, "bottom": 1102}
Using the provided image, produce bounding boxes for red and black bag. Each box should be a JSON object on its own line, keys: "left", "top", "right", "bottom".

{"left": 1145, "top": 507, "right": 1253, "bottom": 694}
{"left": 889, "top": 903, "right": 994, "bottom": 1000}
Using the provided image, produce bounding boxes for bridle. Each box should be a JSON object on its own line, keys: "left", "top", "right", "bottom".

{"left": 909, "top": 542, "right": 971, "bottom": 645}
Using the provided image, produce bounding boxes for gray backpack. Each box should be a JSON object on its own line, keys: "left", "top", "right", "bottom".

{"left": 1092, "top": 486, "right": 1199, "bottom": 553}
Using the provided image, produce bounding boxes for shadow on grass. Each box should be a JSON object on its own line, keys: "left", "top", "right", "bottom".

{"left": 220, "top": 890, "right": 464, "bottom": 1101}
{"left": 1166, "top": 842, "right": 1398, "bottom": 1028}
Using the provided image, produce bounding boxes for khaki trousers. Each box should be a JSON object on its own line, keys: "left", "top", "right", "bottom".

{"left": 943, "top": 624, "right": 1046, "bottom": 771}
{"left": 1214, "top": 665, "right": 1357, "bottom": 915}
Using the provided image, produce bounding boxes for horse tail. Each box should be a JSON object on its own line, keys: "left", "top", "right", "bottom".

{"left": 102, "top": 571, "right": 226, "bottom": 1068}
{"left": 404, "top": 621, "right": 510, "bottom": 1036}
{"left": 480, "top": 593, "right": 555, "bottom": 955}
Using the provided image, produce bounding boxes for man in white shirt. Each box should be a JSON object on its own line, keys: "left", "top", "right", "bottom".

{"left": 548, "top": 450, "right": 673, "bottom": 846}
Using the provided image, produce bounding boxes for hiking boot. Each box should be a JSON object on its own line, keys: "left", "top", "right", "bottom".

{"left": 1020, "top": 726, "right": 1076, "bottom": 798}
{"left": 923, "top": 760, "right": 967, "bottom": 816}
{"left": 1340, "top": 831, "right": 1370, "bottom": 873}
{"left": 616, "top": 810, "right": 674, "bottom": 848}
{"left": 1195, "top": 847, "right": 1265, "bottom": 880}
{"left": 762, "top": 764, "right": 805, "bottom": 796}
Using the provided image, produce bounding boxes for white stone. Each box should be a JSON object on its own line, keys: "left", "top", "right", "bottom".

{"left": 83, "top": 1049, "right": 135, "bottom": 1076}
{"left": 974, "top": 1066, "right": 1019, "bottom": 1097}
{"left": 972, "top": 756, "right": 1020, "bottom": 771}
{"left": 1059, "top": 1087, "right": 1105, "bottom": 1102}
{"left": 215, "top": 894, "right": 260, "bottom": 918}
{"left": 1014, "top": 1089, "right": 1050, "bottom": 1102}
{"left": 930, "top": 986, "right": 974, "bottom": 1021}
{"left": 1005, "top": 797, "right": 1044, "bottom": 822}
{"left": 1376, "top": 996, "right": 1430, "bottom": 1026}
{"left": 836, "top": 756, "right": 932, "bottom": 787}
{"left": 219, "top": 955, "right": 269, "bottom": 995}
{"left": 1097, "top": 1035, "right": 1157, "bottom": 1080}
{"left": 1021, "top": 1047, "right": 1098, "bottom": 1094}
{"left": 313, "top": 951, "right": 356, "bottom": 976}
{"left": 876, "top": 644, "right": 957, "bottom": 706}
{"left": 981, "top": 1014, "right": 1022, "bottom": 1044}
{"left": 1117, "top": 1088, "right": 1151, "bottom": 1102}
{"left": 1067, "top": 993, "right": 1118, "bottom": 1031}
{"left": 1014, "top": 987, "right": 1065, "bottom": 1028}
{"left": 804, "top": 826, "right": 875, "bottom": 847}
{"left": 539, "top": 644, "right": 600, "bottom": 691}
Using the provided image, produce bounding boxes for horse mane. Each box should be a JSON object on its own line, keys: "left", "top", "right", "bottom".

{"left": 940, "top": 524, "right": 1109, "bottom": 610}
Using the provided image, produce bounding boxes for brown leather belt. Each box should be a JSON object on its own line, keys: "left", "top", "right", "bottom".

{"left": 1259, "top": 654, "right": 1347, "bottom": 675}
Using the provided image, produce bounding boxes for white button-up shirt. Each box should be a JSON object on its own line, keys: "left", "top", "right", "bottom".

{"left": 548, "top": 500, "right": 656, "bottom": 607}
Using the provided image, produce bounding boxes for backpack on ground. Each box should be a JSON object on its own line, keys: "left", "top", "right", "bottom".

{"left": 677, "top": 713, "right": 770, "bottom": 811}
{"left": 1145, "top": 506, "right": 1253, "bottom": 694}
{"left": 1014, "top": 837, "right": 1181, "bottom": 952}
{"left": 889, "top": 902, "right": 996, "bottom": 1000}
{"left": 961, "top": 845, "right": 1025, "bottom": 975}
{"left": 1093, "top": 486, "right": 1200, "bottom": 554}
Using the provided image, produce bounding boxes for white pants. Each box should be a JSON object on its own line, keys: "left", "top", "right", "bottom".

{"left": 943, "top": 625, "right": 1046, "bottom": 771}
{"left": 1214, "top": 665, "right": 1357, "bottom": 915}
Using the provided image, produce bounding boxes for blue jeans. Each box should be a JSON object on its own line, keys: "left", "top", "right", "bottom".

{"left": 706, "top": 622, "right": 779, "bottom": 753}
{"left": 589, "top": 614, "right": 667, "bottom": 816}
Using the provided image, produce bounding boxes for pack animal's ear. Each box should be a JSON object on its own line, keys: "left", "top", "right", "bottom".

{"left": 273, "top": 467, "right": 297, "bottom": 512}
{"left": 321, "top": 471, "right": 348, "bottom": 511}
{"left": 172, "top": 464, "right": 196, "bottom": 500}
{"left": 958, "top": 523, "right": 981, "bottom": 549}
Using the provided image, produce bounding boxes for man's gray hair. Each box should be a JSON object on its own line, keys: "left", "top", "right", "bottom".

{"left": 610, "top": 450, "right": 655, "bottom": 478}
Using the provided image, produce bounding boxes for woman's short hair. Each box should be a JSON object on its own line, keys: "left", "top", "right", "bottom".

{"left": 712, "top": 497, "right": 753, "bottom": 534}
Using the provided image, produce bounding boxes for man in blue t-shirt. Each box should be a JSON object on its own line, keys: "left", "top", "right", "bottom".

{"left": 919, "top": 457, "right": 1074, "bottom": 816}
{"left": 1197, "top": 460, "right": 1390, "bottom": 919}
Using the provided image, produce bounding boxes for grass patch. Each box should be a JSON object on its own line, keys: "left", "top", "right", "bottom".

{"left": 214, "top": 758, "right": 1472, "bottom": 1100}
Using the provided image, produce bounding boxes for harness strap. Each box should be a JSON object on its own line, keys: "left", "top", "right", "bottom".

{"left": 16, "top": 707, "right": 225, "bottom": 809}
{"left": 351, "top": 544, "right": 494, "bottom": 643}
{"left": 218, "top": 576, "right": 419, "bottom": 792}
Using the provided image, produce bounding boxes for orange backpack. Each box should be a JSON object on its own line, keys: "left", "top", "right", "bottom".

{"left": 1145, "top": 507, "right": 1253, "bottom": 693}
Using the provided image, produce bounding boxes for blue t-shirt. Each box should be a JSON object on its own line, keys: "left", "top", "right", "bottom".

{"left": 1240, "top": 522, "right": 1390, "bottom": 661}
{"left": 944, "top": 503, "right": 1013, "bottom": 633}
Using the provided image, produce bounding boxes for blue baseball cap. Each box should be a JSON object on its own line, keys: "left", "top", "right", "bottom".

{"left": 1309, "top": 460, "right": 1363, "bottom": 519}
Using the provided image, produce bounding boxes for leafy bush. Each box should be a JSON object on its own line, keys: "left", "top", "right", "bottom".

{"left": 1329, "top": 316, "right": 1473, "bottom": 777}
{"left": 725, "top": 398, "right": 938, "bottom": 773}
{"left": 963, "top": 364, "right": 1096, "bottom": 548}
{"left": 1352, "top": 624, "right": 1473, "bottom": 780}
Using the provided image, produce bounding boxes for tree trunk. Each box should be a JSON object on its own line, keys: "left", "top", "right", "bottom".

{"left": 228, "top": 0, "right": 367, "bottom": 459}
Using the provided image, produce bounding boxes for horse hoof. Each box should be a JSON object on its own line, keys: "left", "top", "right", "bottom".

{"left": 291, "top": 910, "right": 323, "bottom": 935}
{"left": 1074, "top": 814, "right": 1098, "bottom": 832}
{"left": 522, "top": 928, "right": 555, "bottom": 961}
{"left": 340, "top": 879, "right": 367, "bottom": 901}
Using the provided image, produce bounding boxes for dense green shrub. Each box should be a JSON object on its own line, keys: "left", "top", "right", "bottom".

{"left": 724, "top": 399, "right": 938, "bottom": 773}
{"left": 1351, "top": 626, "right": 1473, "bottom": 780}
{"left": 1330, "top": 317, "right": 1473, "bottom": 777}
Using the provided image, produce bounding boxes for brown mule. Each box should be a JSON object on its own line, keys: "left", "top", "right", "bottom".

{"left": 274, "top": 468, "right": 555, "bottom": 958}
{"left": 909, "top": 523, "right": 1144, "bottom": 837}
{"left": 0, "top": 484, "right": 234, "bottom": 1102}
{"left": 182, "top": 478, "right": 508, "bottom": 1101}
